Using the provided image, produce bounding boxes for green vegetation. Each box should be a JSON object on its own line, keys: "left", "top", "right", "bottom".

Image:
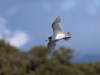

{"left": 0, "top": 40, "right": 100, "bottom": 75}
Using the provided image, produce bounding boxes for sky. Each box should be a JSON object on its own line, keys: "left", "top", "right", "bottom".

{"left": 0, "top": 0, "right": 100, "bottom": 58}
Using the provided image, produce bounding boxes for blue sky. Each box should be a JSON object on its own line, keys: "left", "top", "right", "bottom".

{"left": 0, "top": 0, "right": 100, "bottom": 57}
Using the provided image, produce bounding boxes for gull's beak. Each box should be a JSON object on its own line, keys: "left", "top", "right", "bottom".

{"left": 45, "top": 39, "right": 49, "bottom": 41}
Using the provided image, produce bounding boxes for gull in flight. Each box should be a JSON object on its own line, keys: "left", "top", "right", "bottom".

{"left": 46, "top": 16, "right": 71, "bottom": 58}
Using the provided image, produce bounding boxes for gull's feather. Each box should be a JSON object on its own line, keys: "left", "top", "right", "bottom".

{"left": 47, "top": 41, "right": 56, "bottom": 58}
{"left": 52, "top": 16, "right": 63, "bottom": 35}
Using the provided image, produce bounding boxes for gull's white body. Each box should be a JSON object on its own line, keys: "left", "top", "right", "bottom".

{"left": 47, "top": 16, "right": 71, "bottom": 58}
{"left": 52, "top": 34, "right": 65, "bottom": 40}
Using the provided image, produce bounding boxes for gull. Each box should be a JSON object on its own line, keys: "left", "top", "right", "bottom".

{"left": 46, "top": 16, "right": 71, "bottom": 58}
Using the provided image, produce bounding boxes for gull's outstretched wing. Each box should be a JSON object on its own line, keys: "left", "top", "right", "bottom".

{"left": 52, "top": 16, "right": 63, "bottom": 35}
{"left": 47, "top": 41, "right": 56, "bottom": 58}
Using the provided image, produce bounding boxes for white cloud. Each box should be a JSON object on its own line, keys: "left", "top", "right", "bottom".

{"left": 0, "top": 17, "right": 9, "bottom": 37}
{"left": 9, "top": 31, "right": 29, "bottom": 48}
{"left": 0, "top": 17, "right": 30, "bottom": 48}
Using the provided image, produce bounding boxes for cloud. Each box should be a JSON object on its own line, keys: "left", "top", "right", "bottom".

{"left": 0, "top": 17, "right": 29, "bottom": 48}
{"left": 9, "top": 31, "right": 29, "bottom": 48}
{"left": 0, "top": 17, "right": 10, "bottom": 37}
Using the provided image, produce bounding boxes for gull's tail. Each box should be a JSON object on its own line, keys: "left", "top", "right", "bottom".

{"left": 64, "top": 32, "right": 71, "bottom": 41}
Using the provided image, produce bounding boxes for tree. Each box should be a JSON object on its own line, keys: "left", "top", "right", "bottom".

{"left": 0, "top": 39, "right": 100, "bottom": 75}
